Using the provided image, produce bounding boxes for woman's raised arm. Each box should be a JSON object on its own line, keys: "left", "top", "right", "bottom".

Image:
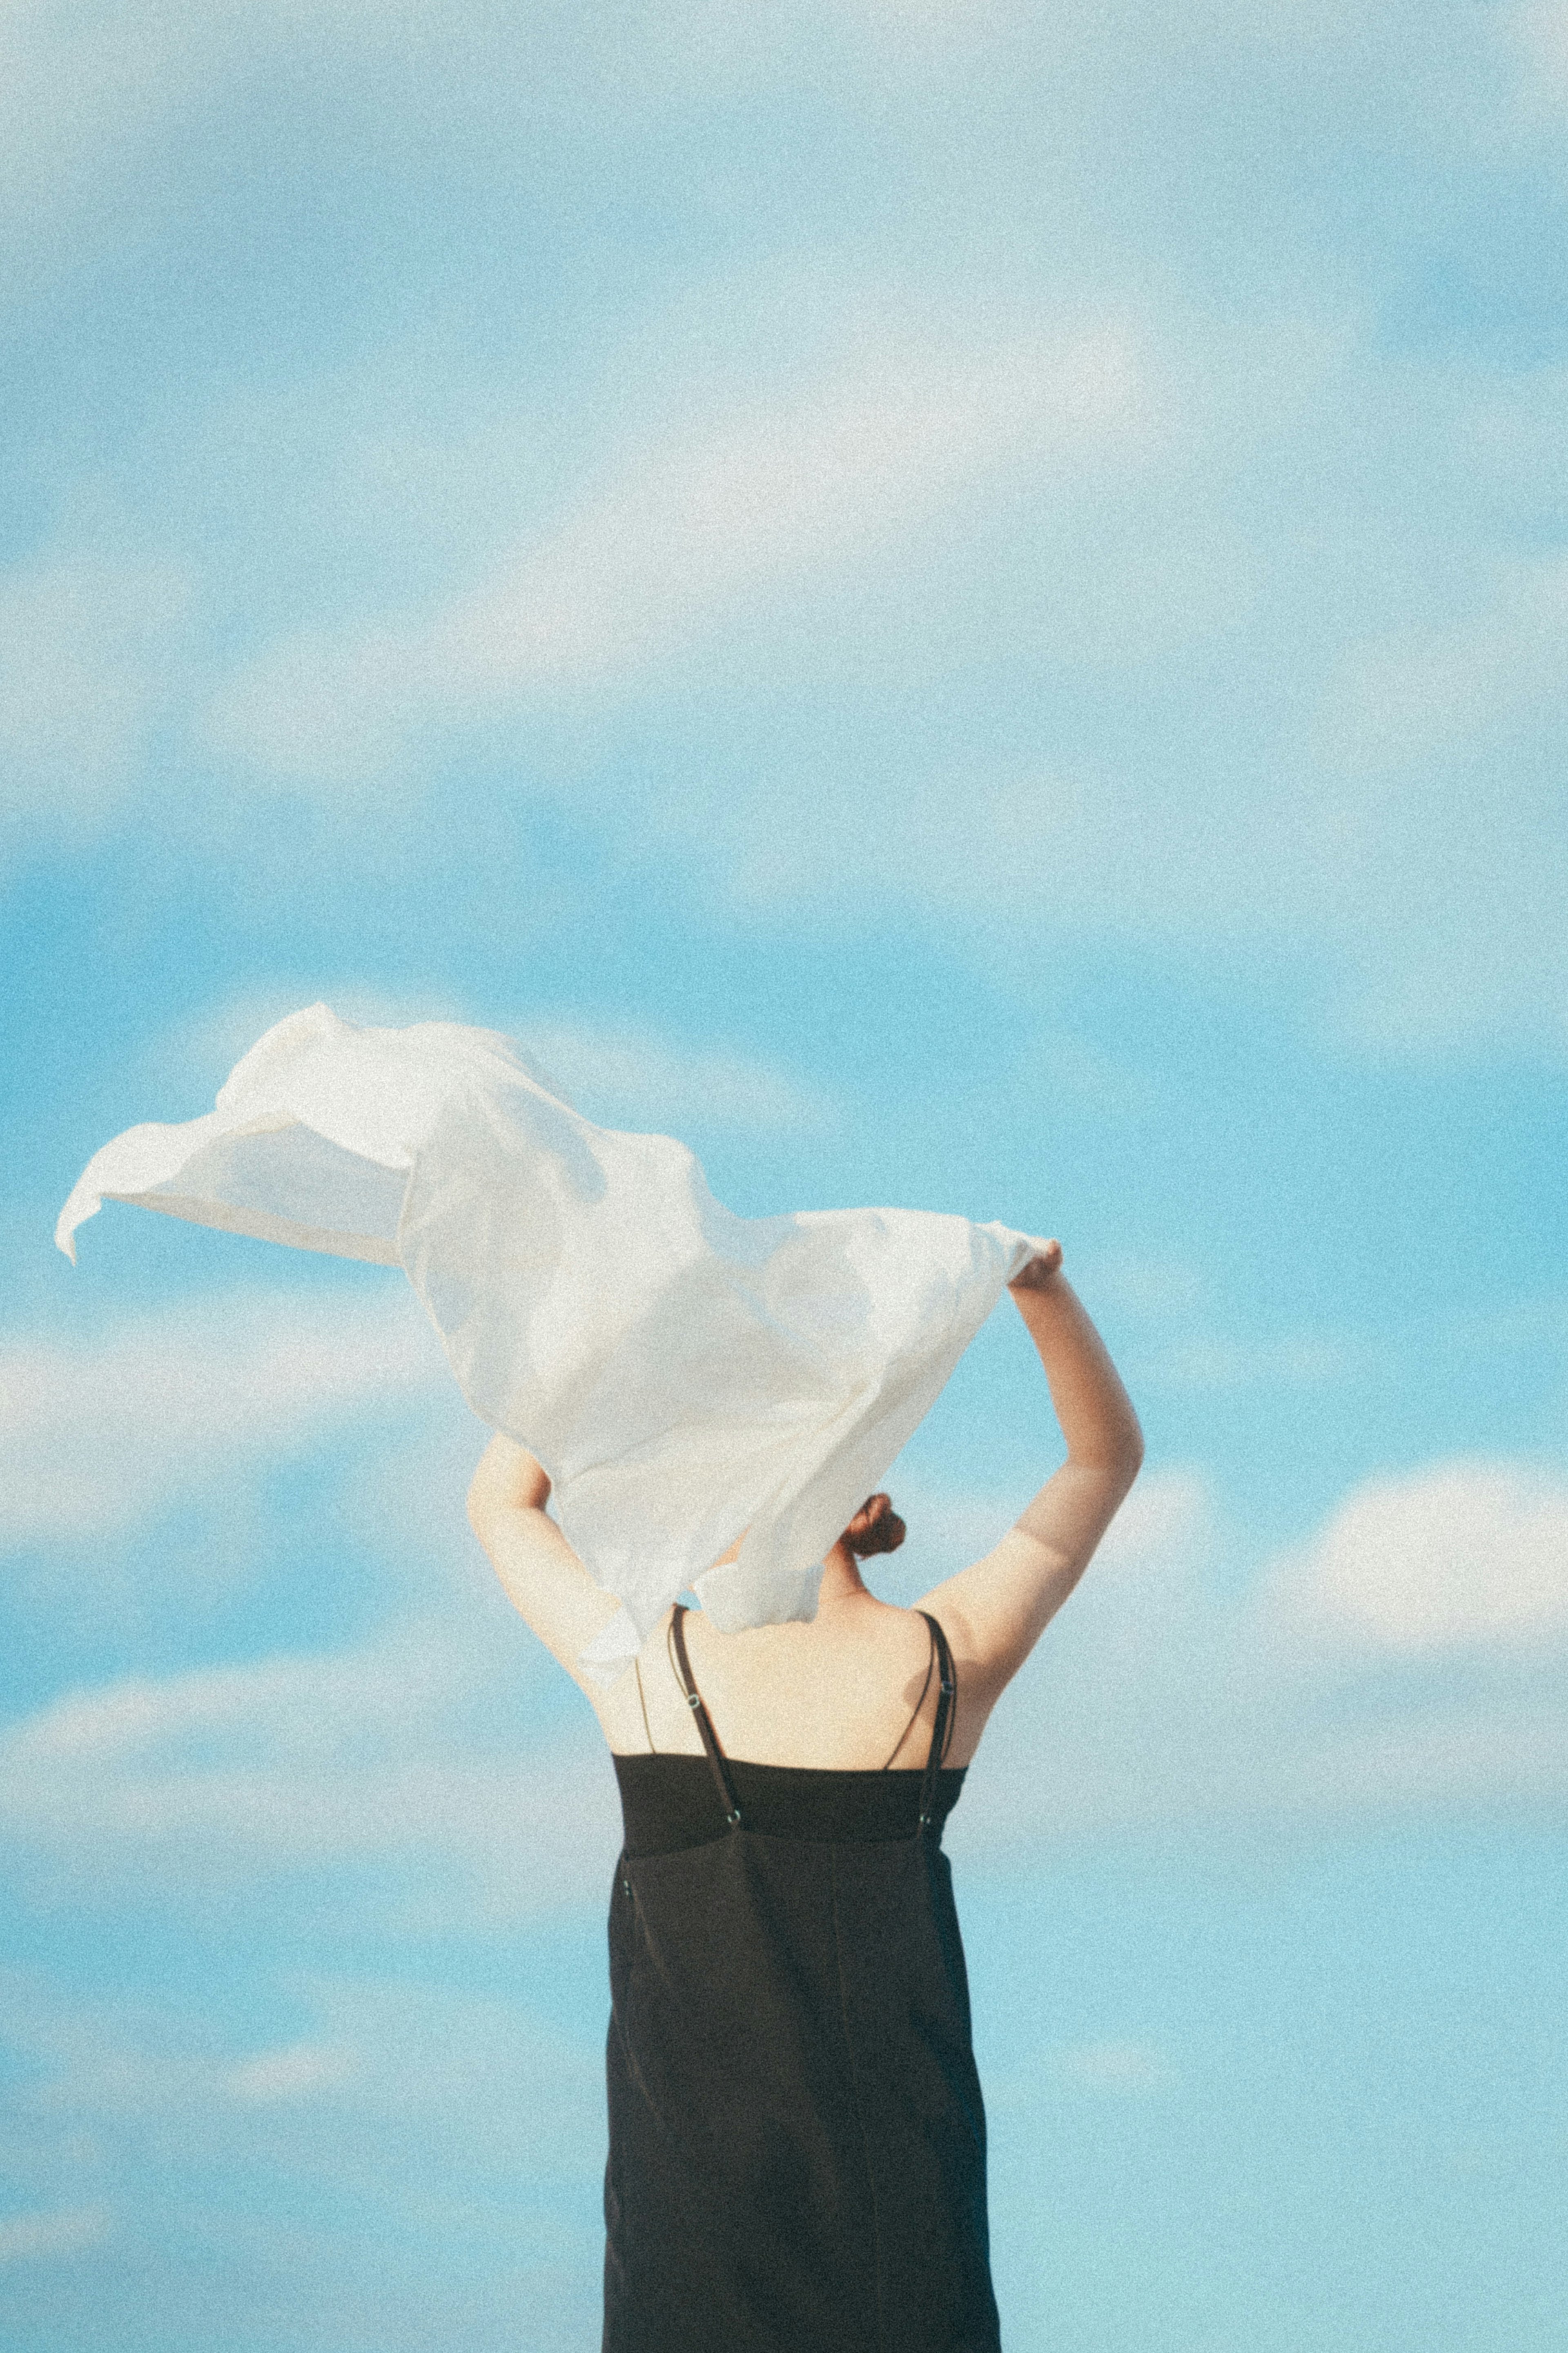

{"left": 466, "top": 1434, "right": 624, "bottom": 1685}
{"left": 918, "top": 1243, "right": 1143, "bottom": 1708}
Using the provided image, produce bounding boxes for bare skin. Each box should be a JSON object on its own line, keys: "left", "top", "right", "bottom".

{"left": 466, "top": 1241, "right": 1143, "bottom": 1772}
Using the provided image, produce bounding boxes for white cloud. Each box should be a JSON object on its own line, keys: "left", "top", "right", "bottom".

{"left": 201, "top": 323, "right": 1152, "bottom": 785}
{"left": 1262, "top": 1459, "right": 1568, "bottom": 1653}
{"left": 1075, "top": 1253, "right": 1207, "bottom": 1322}
{"left": 1511, "top": 1, "right": 1568, "bottom": 107}
{"left": 0, "top": 1, "right": 686, "bottom": 296}
{"left": 571, "top": 308, "right": 1564, "bottom": 1064}
{"left": 5, "top": 1628, "right": 466, "bottom": 1772}
{"left": 0, "top": 2205, "right": 110, "bottom": 2266}
{"left": 0, "top": 557, "right": 189, "bottom": 836}
{"left": 0, "top": 1962, "right": 608, "bottom": 2353}
{"left": 1051, "top": 2039, "right": 1176, "bottom": 2094}
{"left": 515, "top": 1016, "right": 833, "bottom": 1135}
{"left": 222, "top": 2041, "right": 357, "bottom": 2103}
{"left": 1312, "top": 555, "right": 1568, "bottom": 780}
{"left": 0, "top": 1966, "right": 606, "bottom": 2224}
{"left": 0, "top": 1290, "right": 444, "bottom": 1549}
{"left": 0, "top": 1608, "right": 620, "bottom": 1918}
{"left": 1134, "top": 1332, "right": 1368, "bottom": 1391}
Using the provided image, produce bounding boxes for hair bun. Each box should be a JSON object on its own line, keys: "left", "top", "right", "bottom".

{"left": 847, "top": 1492, "right": 906, "bottom": 1559}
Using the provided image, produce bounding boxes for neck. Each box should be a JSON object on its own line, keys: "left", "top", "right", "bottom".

{"left": 817, "top": 1538, "right": 870, "bottom": 1607}
{"left": 702, "top": 1533, "right": 874, "bottom": 1613}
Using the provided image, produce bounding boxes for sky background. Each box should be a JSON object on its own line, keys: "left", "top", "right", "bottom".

{"left": 2, "top": 1, "right": 1567, "bottom": 2346}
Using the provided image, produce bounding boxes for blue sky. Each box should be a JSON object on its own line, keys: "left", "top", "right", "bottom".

{"left": 2, "top": 0, "right": 1566, "bottom": 2345}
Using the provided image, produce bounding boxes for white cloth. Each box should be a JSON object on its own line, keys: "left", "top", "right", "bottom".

{"left": 58, "top": 1005, "right": 1046, "bottom": 1677}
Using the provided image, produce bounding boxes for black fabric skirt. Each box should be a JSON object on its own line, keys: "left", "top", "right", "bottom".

{"left": 603, "top": 1756, "right": 1000, "bottom": 2353}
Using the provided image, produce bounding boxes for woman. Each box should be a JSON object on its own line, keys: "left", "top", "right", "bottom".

{"left": 468, "top": 1238, "right": 1143, "bottom": 2353}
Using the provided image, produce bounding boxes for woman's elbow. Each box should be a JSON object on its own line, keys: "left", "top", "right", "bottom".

{"left": 1080, "top": 1417, "right": 1143, "bottom": 1492}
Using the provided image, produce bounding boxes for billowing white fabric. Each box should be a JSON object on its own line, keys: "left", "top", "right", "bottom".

{"left": 58, "top": 1005, "right": 1046, "bottom": 1678}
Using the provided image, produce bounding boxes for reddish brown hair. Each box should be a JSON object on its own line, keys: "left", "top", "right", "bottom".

{"left": 845, "top": 1492, "right": 906, "bottom": 1559}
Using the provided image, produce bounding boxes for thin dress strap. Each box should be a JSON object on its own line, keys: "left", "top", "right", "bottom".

{"left": 914, "top": 1610, "right": 956, "bottom": 1836}
{"left": 669, "top": 1605, "right": 743, "bottom": 1830}
{"left": 879, "top": 1620, "right": 936, "bottom": 1770}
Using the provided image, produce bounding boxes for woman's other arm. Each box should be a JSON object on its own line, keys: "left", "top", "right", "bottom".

{"left": 466, "top": 1435, "right": 623, "bottom": 1686}
{"left": 919, "top": 1242, "right": 1143, "bottom": 1705}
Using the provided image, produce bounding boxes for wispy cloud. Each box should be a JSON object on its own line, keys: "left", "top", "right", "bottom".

{"left": 515, "top": 1015, "right": 835, "bottom": 1135}
{"left": 1312, "top": 554, "right": 1568, "bottom": 779}
{"left": 1075, "top": 1253, "right": 1207, "bottom": 1323}
{"left": 0, "top": 2205, "right": 110, "bottom": 2267}
{"left": 200, "top": 322, "right": 1151, "bottom": 785}
{"left": 0, "top": 0, "right": 749, "bottom": 298}
{"left": 4, "top": 1, "right": 1563, "bottom": 1068}
{"left": 0, "top": 1291, "right": 442, "bottom": 1550}
{"left": 1133, "top": 1332, "right": 1369, "bottom": 1392}
{"left": 1512, "top": 0, "right": 1568, "bottom": 108}
{"left": 0, "top": 556, "right": 189, "bottom": 839}
{"left": 0, "top": 1965, "right": 606, "bottom": 2337}
{"left": 1050, "top": 2039, "right": 1176, "bottom": 2094}
{"left": 0, "top": 1608, "right": 618, "bottom": 1918}
{"left": 221, "top": 2041, "right": 357, "bottom": 2104}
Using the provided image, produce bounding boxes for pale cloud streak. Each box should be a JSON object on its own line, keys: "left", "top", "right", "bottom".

{"left": 1049, "top": 2039, "right": 1176, "bottom": 2094}
{"left": 1511, "top": 0, "right": 1568, "bottom": 107}
{"left": 0, "top": 2205, "right": 110, "bottom": 2266}
{"left": 0, "top": 556, "right": 190, "bottom": 838}
{"left": 0, "top": 1290, "right": 443, "bottom": 1550}
{"left": 221, "top": 2041, "right": 358, "bottom": 2103}
{"left": 200, "top": 323, "right": 1152, "bottom": 785}
{"left": 0, "top": 1612, "right": 618, "bottom": 1917}
{"left": 1133, "top": 1332, "right": 1370, "bottom": 1392}
{"left": 0, "top": 1963, "right": 606, "bottom": 2345}
{"left": 1312, "top": 553, "right": 1568, "bottom": 779}
{"left": 515, "top": 1015, "right": 835, "bottom": 1135}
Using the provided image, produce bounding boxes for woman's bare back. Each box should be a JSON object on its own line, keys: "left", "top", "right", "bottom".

{"left": 593, "top": 1588, "right": 980, "bottom": 1769}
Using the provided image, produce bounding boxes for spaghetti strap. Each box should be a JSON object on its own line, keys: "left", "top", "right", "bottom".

{"left": 669, "top": 1604, "right": 743, "bottom": 1829}
{"left": 915, "top": 1610, "right": 956, "bottom": 1836}
{"left": 879, "top": 1618, "right": 936, "bottom": 1770}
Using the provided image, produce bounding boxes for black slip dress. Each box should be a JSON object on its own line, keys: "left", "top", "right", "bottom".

{"left": 604, "top": 1606, "right": 1002, "bottom": 2353}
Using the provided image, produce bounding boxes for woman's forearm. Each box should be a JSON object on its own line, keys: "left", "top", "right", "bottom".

{"left": 1009, "top": 1264, "right": 1143, "bottom": 1474}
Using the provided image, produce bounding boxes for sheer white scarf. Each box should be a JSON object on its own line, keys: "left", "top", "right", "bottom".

{"left": 58, "top": 1005, "right": 1046, "bottom": 1679}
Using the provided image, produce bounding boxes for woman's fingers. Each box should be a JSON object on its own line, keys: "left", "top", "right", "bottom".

{"left": 1010, "top": 1240, "right": 1063, "bottom": 1290}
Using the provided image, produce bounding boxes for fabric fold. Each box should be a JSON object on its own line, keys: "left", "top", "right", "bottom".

{"left": 58, "top": 1004, "right": 1046, "bottom": 1677}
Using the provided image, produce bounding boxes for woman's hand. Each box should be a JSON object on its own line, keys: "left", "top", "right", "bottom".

{"left": 1008, "top": 1238, "right": 1063, "bottom": 1292}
